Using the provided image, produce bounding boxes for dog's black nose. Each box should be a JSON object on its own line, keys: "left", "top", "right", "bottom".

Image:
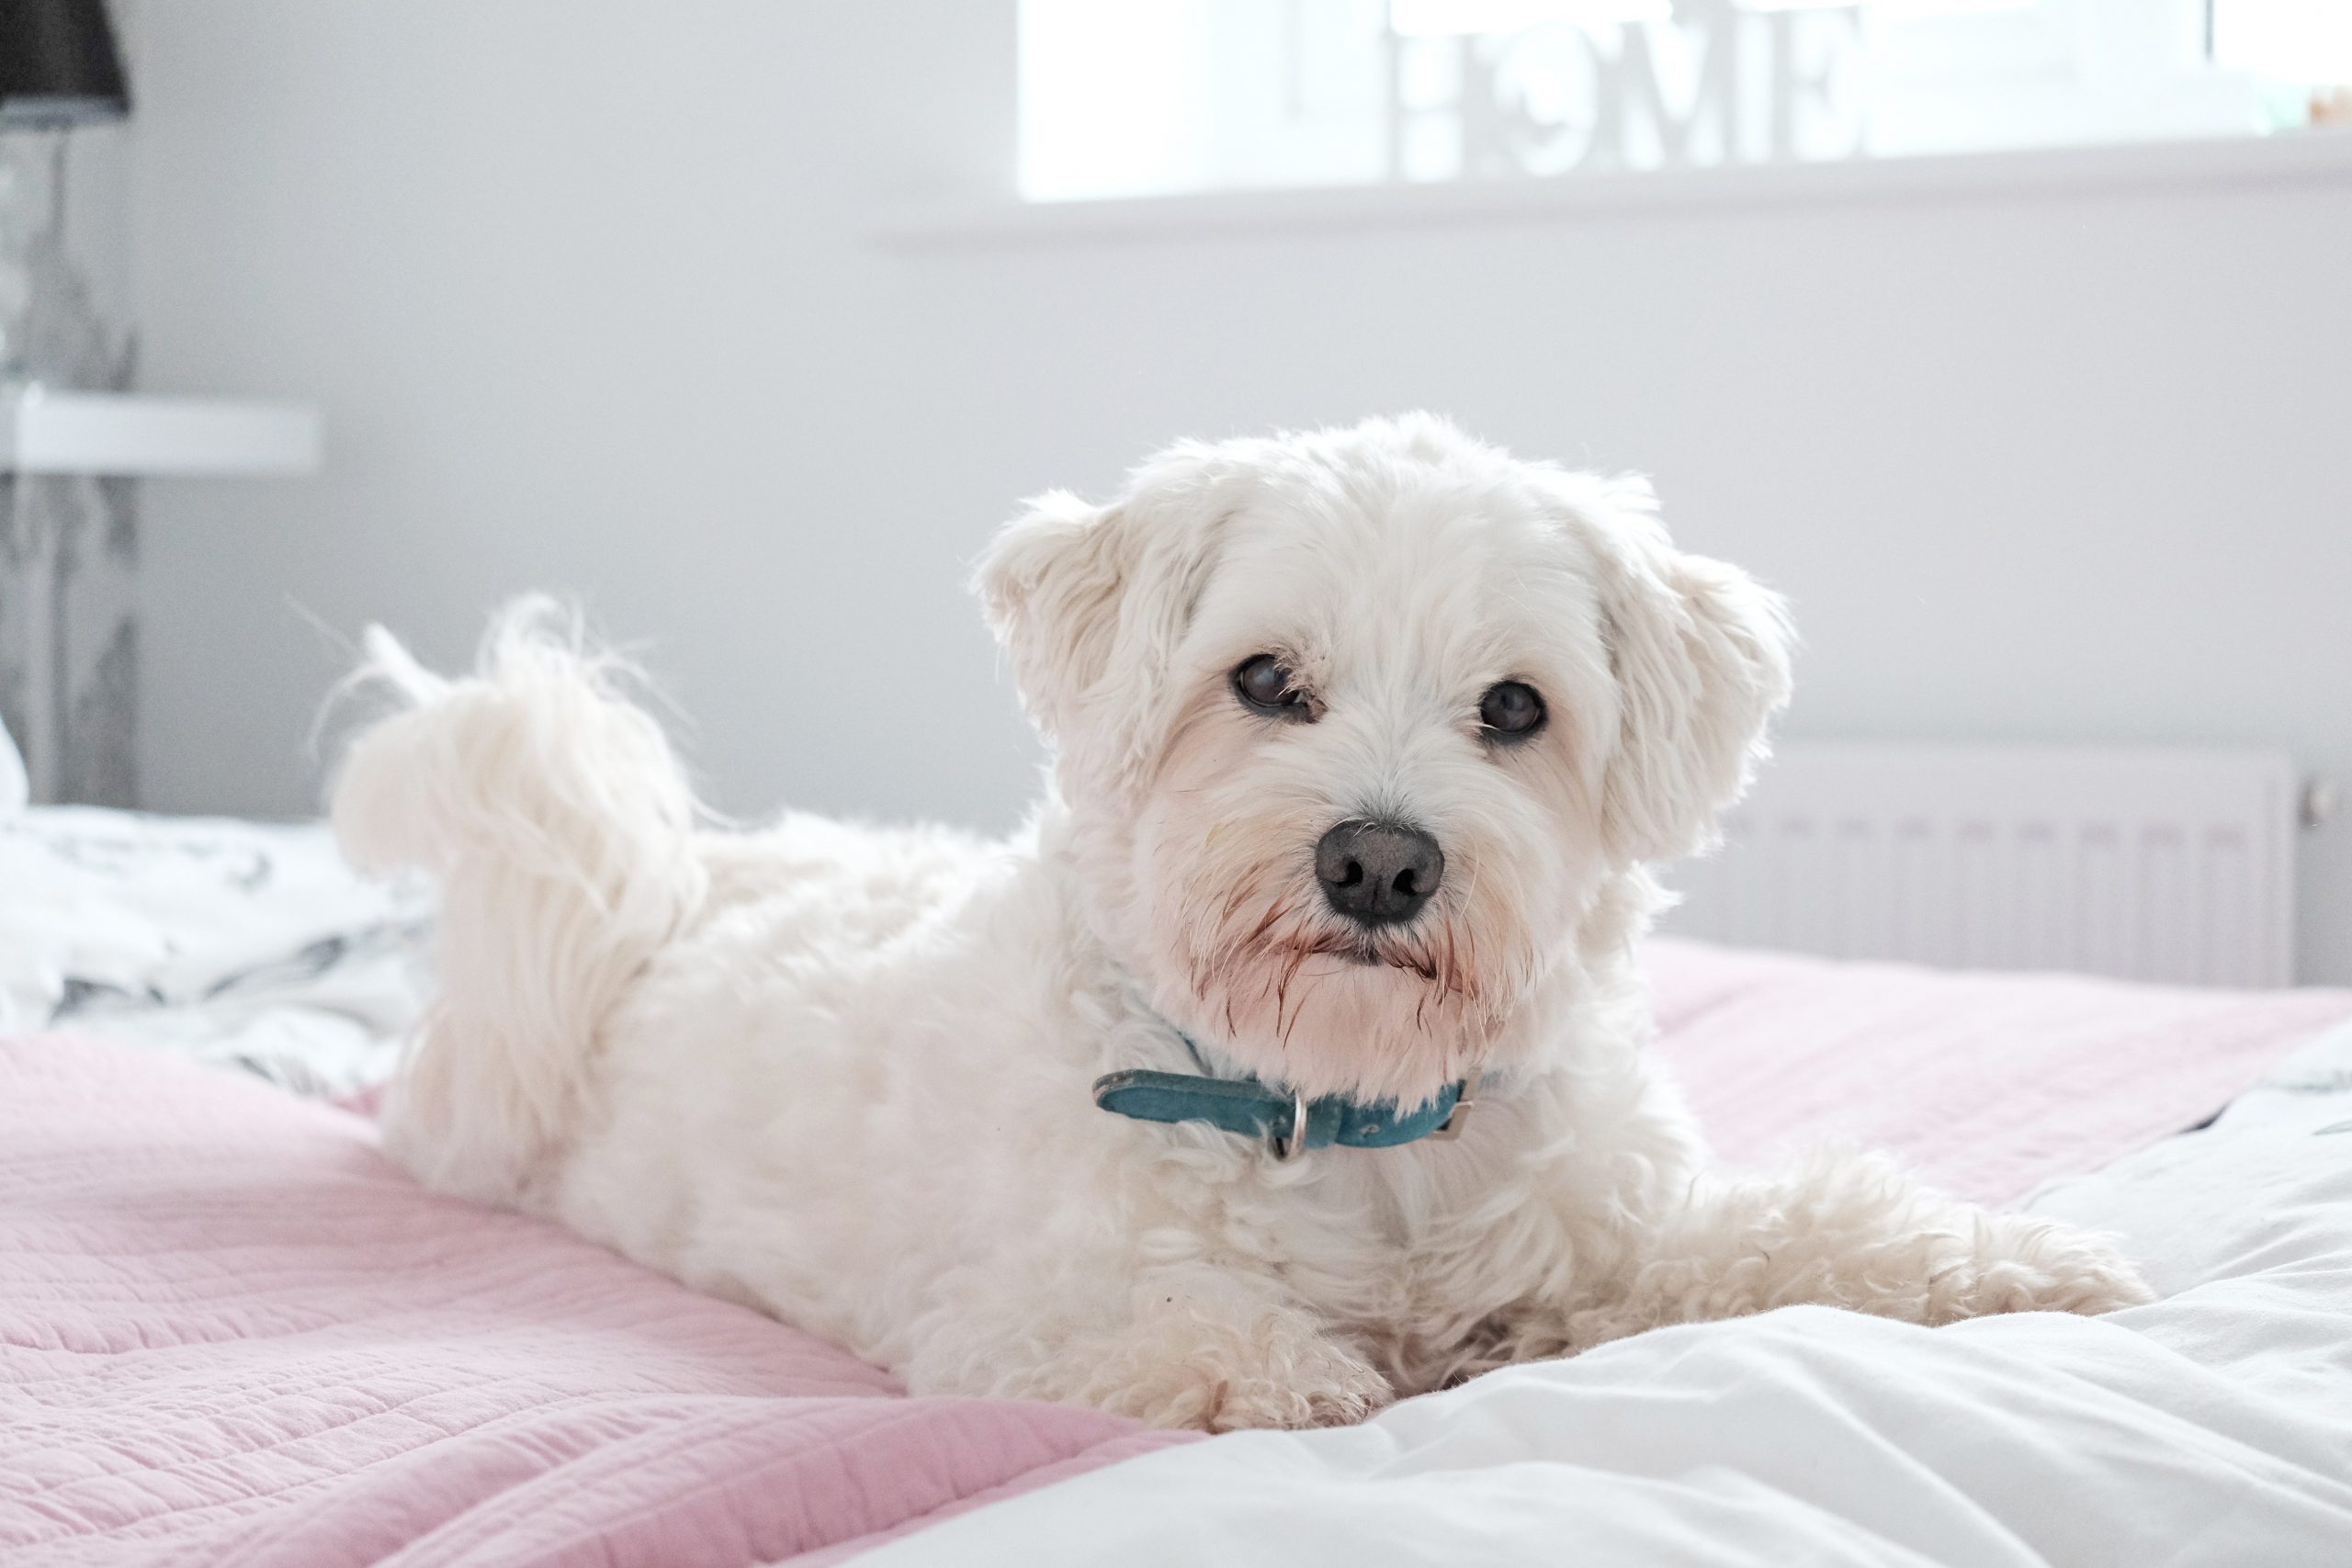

{"left": 1315, "top": 818, "right": 1444, "bottom": 927}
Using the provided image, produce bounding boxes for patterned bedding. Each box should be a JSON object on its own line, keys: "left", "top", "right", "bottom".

{"left": 0, "top": 807, "right": 429, "bottom": 1097}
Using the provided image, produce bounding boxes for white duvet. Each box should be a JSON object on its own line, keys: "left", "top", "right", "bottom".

{"left": 862, "top": 1027, "right": 2352, "bottom": 1567}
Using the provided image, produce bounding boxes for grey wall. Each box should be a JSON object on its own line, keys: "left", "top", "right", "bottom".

{"left": 127, "top": 3, "right": 2352, "bottom": 980}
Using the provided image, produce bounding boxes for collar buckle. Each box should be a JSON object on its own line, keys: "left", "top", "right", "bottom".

{"left": 1267, "top": 1089, "right": 1311, "bottom": 1162}
{"left": 1429, "top": 1082, "right": 1476, "bottom": 1141}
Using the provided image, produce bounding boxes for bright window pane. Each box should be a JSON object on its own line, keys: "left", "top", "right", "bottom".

{"left": 1020, "top": 0, "right": 2349, "bottom": 201}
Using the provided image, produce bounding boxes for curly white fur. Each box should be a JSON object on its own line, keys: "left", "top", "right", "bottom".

{"left": 332, "top": 415, "right": 2150, "bottom": 1433}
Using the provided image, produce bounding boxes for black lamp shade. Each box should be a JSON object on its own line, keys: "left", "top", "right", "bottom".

{"left": 0, "top": 0, "right": 130, "bottom": 126}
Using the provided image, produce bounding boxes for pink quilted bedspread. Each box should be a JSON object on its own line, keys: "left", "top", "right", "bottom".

{"left": 1643, "top": 936, "right": 2352, "bottom": 1202}
{"left": 0, "top": 1038, "right": 1186, "bottom": 1567}
{"left": 7, "top": 940, "right": 2351, "bottom": 1566}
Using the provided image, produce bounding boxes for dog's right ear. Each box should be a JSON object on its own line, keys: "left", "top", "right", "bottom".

{"left": 976, "top": 470, "right": 1228, "bottom": 794}
{"left": 976, "top": 489, "right": 1127, "bottom": 750}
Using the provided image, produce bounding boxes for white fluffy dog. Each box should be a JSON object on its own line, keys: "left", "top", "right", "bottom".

{"left": 333, "top": 414, "right": 2149, "bottom": 1432}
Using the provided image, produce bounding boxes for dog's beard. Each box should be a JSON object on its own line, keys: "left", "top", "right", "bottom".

{"left": 1153, "top": 864, "right": 1526, "bottom": 1106}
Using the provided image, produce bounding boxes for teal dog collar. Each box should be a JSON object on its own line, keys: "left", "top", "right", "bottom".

{"left": 1091, "top": 1066, "right": 1473, "bottom": 1160}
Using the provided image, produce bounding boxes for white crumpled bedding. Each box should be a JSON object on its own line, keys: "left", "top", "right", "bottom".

{"left": 0, "top": 806, "right": 429, "bottom": 1096}
{"left": 858, "top": 1022, "right": 2352, "bottom": 1567}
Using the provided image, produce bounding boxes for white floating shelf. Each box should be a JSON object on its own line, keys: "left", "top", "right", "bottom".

{"left": 0, "top": 386, "right": 322, "bottom": 477}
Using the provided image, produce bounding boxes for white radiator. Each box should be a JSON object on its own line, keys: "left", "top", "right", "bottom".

{"left": 1662, "top": 743, "right": 2301, "bottom": 987}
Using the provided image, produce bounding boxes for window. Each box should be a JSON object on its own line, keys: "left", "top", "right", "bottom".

{"left": 1018, "top": 0, "right": 2352, "bottom": 202}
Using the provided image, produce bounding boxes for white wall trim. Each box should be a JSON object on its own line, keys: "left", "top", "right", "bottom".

{"left": 0, "top": 387, "right": 321, "bottom": 478}
{"left": 875, "top": 131, "right": 2352, "bottom": 249}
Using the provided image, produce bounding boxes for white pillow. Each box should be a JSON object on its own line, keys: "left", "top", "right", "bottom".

{"left": 0, "top": 713, "right": 26, "bottom": 818}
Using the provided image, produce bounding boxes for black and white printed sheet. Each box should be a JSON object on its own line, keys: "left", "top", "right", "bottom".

{"left": 0, "top": 807, "right": 430, "bottom": 1098}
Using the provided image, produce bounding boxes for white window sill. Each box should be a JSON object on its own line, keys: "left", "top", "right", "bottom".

{"left": 874, "top": 130, "right": 2352, "bottom": 249}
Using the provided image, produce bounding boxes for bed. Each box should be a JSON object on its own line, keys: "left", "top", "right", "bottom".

{"left": 6, "top": 799, "right": 2352, "bottom": 1565}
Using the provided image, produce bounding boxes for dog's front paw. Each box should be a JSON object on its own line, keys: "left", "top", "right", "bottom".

{"left": 1097, "top": 1312, "right": 1394, "bottom": 1433}
{"left": 1953, "top": 1215, "right": 2155, "bottom": 1319}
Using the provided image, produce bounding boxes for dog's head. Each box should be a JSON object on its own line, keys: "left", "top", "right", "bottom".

{"left": 978, "top": 415, "right": 1790, "bottom": 1103}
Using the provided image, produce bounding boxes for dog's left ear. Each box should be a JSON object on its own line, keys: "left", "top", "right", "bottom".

{"left": 1547, "top": 473, "right": 1794, "bottom": 865}
{"left": 976, "top": 461, "right": 1228, "bottom": 794}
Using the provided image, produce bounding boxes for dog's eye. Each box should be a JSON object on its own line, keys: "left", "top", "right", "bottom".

{"left": 1232, "top": 654, "right": 1311, "bottom": 720}
{"left": 1479, "top": 681, "right": 1545, "bottom": 740}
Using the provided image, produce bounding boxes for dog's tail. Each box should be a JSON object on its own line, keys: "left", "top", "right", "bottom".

{"left": 329, "top": 596, "right": 707, "bottom": 1206}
